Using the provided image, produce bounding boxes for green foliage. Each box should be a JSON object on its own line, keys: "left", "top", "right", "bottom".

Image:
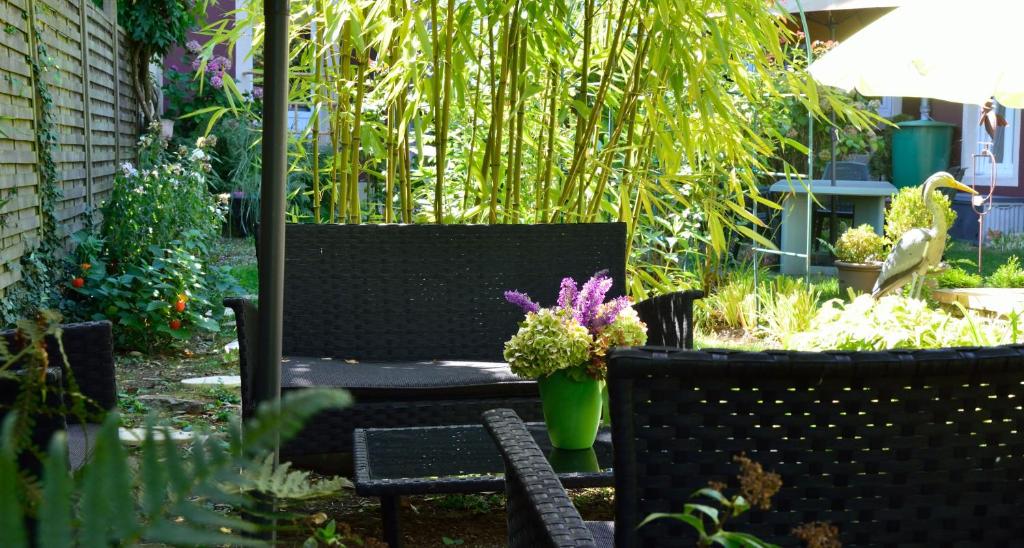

{"left": 118, "top": 0, "right": 202, "bottom": 57}
{"left": 100, "top": 132, "right": 221, "bottom": 266}
{"left": 761, "top": 38, "right": 882, "bottom": 177}
{"left": 71, "top": 242, "right": 232, "bottom": 348}
{"left": 884, "top": 186, "right": 956, "bottom": 244}
{"left": 66, "top": 129, "right": 238, "bottom": 349}
{"left": 834, "top": 224, "right": 886, "bottom": 264}
{"left": 1, "top": 388, "right": 352, "bottom": 545}
{"left": 503, "top": 309, "right": 593, "bottom": 380}
{"left": 756, "top": 277, "right": 821, "bottom": 345}
{"left": 936, "top": 266, "right": 983, "bottom": 289}
{"left": 204, "top": 0, "right": 882, "bottom": 299}
{"left": 697, "top": 271, "right": 828, "bottom": 342}
{"left": 640, "top": 454, "right": 784, "bottom": 548}
{"left": 787, "top": 295, "right": 1017, "bottom": 351}
{"left": 986, "top": 256, "right": 1024, "bottom": 288}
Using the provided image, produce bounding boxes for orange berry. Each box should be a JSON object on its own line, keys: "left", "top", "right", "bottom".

{"left": 81, "top": 263, "right": 91, "bottom": 271}
{"left": 72, "top": 277, "right": 85, "bottom": 288}
{"left": 175, "top": 300, "right": 186, "bottom": 313}
{"left": 169, "top": 319, "right": 182, "bottom": 330}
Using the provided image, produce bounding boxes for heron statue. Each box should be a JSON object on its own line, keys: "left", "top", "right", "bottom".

{"left": 872, "top": 172, "right": 978, "bottom": 299}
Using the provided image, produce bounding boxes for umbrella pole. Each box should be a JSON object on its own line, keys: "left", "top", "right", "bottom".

{"left": 256, "top": 0, "right": 288, "bottom": 424}
{"left": 796, "top": 0, "right": 813, "bottom": 278}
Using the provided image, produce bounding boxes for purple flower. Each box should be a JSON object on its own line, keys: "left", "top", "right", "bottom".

{"left": 210, "top": 74, "right": 223, "bottom": 89}
{"left": 191, "top": 57, "right": 202, "bottom": 71}
{"left": 207, "top": 58, "right": 222, "bottom": 72}
{"left": 186, "top": 40, "right": 202, "bottom": 54}
{"left": 252, "top": 86, "right": 263, "bottom": 99}
{"left": 575, "top": 272, "right": 613, "bottom": 331}
{"left": 591, "top": 296, "right": 632, "bottom": 331}
{"left": 505, "top": 290, "right": 539, "bottom": 314}
{"left": 557, "top": 277, "right": 578, "bottom": 310}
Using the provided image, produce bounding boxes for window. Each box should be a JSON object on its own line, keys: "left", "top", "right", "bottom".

{"left": 962, "top": 102, "right": 1021, "bottom": 187}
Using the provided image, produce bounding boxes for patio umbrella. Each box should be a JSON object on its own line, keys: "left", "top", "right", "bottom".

{"left": 808, "top": 0, "right": 1024, "bottom": 108}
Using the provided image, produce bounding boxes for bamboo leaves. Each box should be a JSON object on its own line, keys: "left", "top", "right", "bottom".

{"left": 201, "top": 0, "right": 883, "bottom": 288}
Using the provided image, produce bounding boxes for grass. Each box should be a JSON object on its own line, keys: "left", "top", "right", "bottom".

{"left": 946, "top": 241, "right": 1020, "bottom": 278}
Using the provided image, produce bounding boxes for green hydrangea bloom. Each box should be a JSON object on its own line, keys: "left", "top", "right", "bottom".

{"left": 503, "top": 308, "right": 592, "bottom": 379}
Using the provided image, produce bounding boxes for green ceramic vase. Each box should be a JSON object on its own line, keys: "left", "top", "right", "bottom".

{"left": 537, "top": 369, "right": 603, "bottom": 450}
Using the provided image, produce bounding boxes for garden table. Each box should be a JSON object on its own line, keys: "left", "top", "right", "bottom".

{"left": 353, "top": 423, "right": 613, "bottom": 547}
{"left": 770, "top": 178, "right": 897, "bottom": 275}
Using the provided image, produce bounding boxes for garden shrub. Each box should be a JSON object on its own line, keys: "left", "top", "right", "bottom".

{"left": 787, "top": 295, "right": 1016, "bottom": 351}
{"left": 987, "top": 256, "right": 1024, "bottom": 288}
{"left": 834, "top": 224, "right": 886, "bottom": 263}
{"left": 936, "top": 266, "right": 983, "bottom": 289}
{"left": 757, "top": 277, "right": 821, "bottom": 344}
{"left": 884, "top": 186, "right": 956, "bottom": 244}
{"left": 67, "top": 128, "right": 237, "bottom": 349}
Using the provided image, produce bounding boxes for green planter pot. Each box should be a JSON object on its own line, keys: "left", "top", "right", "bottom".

{"left": 537, "top": 369, "right": 603, "bottom": 450}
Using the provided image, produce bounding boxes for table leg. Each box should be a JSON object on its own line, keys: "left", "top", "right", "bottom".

{"left": 381, "top": 495, "right": 401, "bottom": 548}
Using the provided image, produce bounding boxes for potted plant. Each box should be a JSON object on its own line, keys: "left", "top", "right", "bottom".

{"left": 503, "top": 272, "right": 647, "bottom": 450}
{"left": 834, "top": 224, "right": 887, "bottom": 294}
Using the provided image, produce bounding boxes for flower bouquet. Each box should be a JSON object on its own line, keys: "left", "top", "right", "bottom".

{"left": 504, "top": 271, "right": 647, "bottom": 449}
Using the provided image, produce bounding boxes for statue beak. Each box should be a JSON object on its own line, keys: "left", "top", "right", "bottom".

{"left": 950, "top": 180, "right": 978, "bottom": 194}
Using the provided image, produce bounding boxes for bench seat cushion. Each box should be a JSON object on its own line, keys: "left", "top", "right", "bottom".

{"left": 281, "top": 357, "right": 537, "bottom": 399}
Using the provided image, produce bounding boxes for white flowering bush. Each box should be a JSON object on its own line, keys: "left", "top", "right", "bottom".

{"left": 786, "top": 295, "right": 1018, "bottom": 351}
{"left": 68, "top": 126, "right": 236, "bottom": 349}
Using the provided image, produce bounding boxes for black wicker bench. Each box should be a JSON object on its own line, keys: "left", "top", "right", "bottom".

{"left": 0, "top": 321, "right": 117, "bottom": 474}
{"left": 485, "top": 345, "right": 1024, "bottom": 547}
{"left": 225, "top": 223, "right": 702, "bottom": 459}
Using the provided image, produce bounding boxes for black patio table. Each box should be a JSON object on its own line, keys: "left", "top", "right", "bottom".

{"left": 353, "top": 423, "right": 613, "bottom": 547}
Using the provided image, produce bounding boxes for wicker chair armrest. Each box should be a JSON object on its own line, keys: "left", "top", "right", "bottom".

{"left": 632, "top": 289, "right": 704, "bottom": 349}
{"left": 482, "top": 409, "right": 597, "bottom": 548}
{"left": 223, "top": 296, "right": 258, "bottom": 418}
{"left": 52, "top": 321, "right": 116, "bottom": 414}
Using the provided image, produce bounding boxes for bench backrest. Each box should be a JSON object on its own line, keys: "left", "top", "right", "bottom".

{"left": 608, "top": 346, "right": 1024, "bottom": 547}
{"left": 279, "top": 223, "right": 627, "bottom": 360}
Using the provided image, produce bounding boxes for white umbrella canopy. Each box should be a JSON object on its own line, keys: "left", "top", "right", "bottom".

{"left": 776, "top": 0, "right": 910, "bottom": 12}
{"left": 808, "top": 0, "right": 1024, "bottom": 107}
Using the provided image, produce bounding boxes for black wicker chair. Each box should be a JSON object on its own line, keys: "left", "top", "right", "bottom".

{"left": 0, "top": 321, "right": 117, "bottom": 472}
{"left": 485, "top": 345, "right": 1024, "bottom": 547}
{"left": 225, "top": 223, "right": 702, "bottom": 459}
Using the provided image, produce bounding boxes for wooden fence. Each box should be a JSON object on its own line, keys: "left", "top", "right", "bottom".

{"left": 0, "top": 0, "right": 137, "bottom": 295}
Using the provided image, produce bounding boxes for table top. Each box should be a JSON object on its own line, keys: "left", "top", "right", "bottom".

{"left": 770, "top": 179, "right": 897, "bottom": 197}
{"left": 353, "top": 423, "right": 613, "bottom": 496}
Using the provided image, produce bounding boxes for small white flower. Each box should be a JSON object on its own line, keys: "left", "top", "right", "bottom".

{"left": 120, "top": 162, "right": 138, "bottom": 177}
{"left": 190, "top": 149, "right": 207, "bottom": 162}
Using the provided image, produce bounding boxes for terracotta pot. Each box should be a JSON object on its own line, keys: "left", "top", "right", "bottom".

{"left": 835, "top": 260, "right": 882, "bottom": 295}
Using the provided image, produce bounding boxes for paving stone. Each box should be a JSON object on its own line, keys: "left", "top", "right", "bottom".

{"left": 181, "top": 375, "right": 241, "bottom": 387}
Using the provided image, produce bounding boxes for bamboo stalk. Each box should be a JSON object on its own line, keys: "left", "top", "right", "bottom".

{"left": 429, "top": 0, "right": 443, "bottom": 223}
{"left": 538, "top": 61, "right": 559, "bottom": 223}
{"left": 549, "top": 0, "right": 634, "bottom": 221}
{"left": 463, "top": 19, "right": 485, "bottom": 215}
{"left": 508, "top": 22, "right": 528, "bottom": 223}
{"left": 334, "top": 21, "right": 352, "bottom": 222}
{"left": 501, "top": 16, "right": 521, "bottom": 223}
{"left": 311, "top": 4, "right": 325, "bottom": 224}
{"left": 486, "top": 7, "right": 517, "bottom": 224}
{"left": 347, "top": 56, "right": 366, "bottom": 223}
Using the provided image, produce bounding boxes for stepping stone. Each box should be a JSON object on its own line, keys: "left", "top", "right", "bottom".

{"left": 182, "top": 375, "right": 241, "bottom": 387}
{"left": 119, "top": 427, "right": 195, "bottom": 445}
{"left": 137, "top": 394, "right": 205, "bottom": 415}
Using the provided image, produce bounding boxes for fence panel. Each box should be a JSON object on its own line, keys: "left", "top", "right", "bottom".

{"left": 0, "top": 0, "right": 137, "bottom": 296}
